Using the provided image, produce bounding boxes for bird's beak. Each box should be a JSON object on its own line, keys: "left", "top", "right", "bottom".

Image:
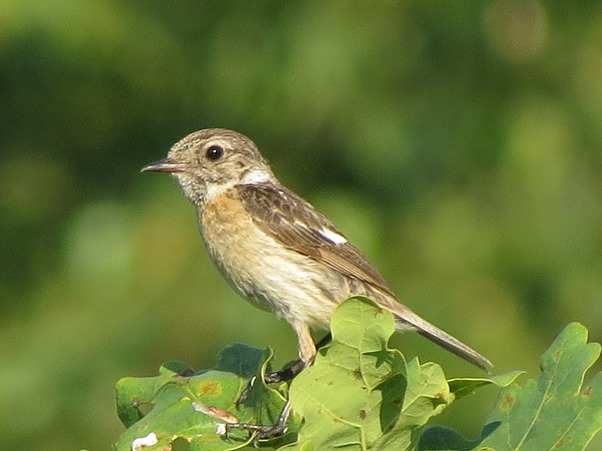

{"left": 141, "top": 158, "right": 187, "bottom": 173}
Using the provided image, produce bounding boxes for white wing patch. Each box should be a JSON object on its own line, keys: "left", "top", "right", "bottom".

{"left": 318, "top": 227, "right": 347, "bottom": 245}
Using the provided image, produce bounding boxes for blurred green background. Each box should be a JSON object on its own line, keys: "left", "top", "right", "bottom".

{"left": 1, "top": 1, "right": 601, "bottom": 449}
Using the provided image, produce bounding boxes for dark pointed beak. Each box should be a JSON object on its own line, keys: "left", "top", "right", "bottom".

{"left": 141, "top": 158, "right": 187, "bottom": 173}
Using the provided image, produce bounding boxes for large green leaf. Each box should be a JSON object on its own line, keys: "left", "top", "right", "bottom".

{"left": 283, "top": 297, "right": 510, "bottom": 451}
{"left": 480, "top": 322, "right": 602, "bottom": 450}
{"left": 419, "top": 322, "right": 602, "bottom": 450}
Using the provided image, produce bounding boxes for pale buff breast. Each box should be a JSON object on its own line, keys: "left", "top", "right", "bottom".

{"left": 198, "top": 191, "right": 346, "bottom": 328}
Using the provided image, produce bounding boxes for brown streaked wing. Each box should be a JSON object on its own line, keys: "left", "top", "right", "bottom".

{"left": 236, "top": 183, "right": 395, "bottom": 297}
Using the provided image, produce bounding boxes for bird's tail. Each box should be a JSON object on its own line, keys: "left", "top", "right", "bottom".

{"left": 389, "top": 302, "right": 493, "bottom": 372}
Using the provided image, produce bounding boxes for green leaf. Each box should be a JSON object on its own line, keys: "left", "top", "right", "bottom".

{"left": 284, "top": 297, "right": 496, "bottom": 451}
{"left": 114, "top": 344, "right": 293, "bottom": 450}
{"left": 480, "top": 322, "right": 602, "bottom": 450}
{"left": 447, "top": 370, "right": 524, "bottom": 401}
{"left": 417, "top": 422, "right": 500, "bottom": 451}
{"left": 419, "top": 322, "right": 602, "bottom": 451}
{"left": 116, "top": 361, "right": 194, "bottom": 427}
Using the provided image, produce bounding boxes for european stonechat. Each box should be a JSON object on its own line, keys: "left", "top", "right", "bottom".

{"left": 142, "top": 128, "right": 492, "bottom": 371}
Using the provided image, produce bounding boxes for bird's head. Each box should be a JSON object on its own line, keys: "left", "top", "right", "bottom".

{"left": 142, "top": 128, "right": 274, "bottom": 205}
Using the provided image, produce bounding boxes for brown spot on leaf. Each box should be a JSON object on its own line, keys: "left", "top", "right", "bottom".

{"left": 501, "top": 393, "right": 515, "bottom": 410}
{"left": 353, "top": 368, "right": 362, "bottom": 380}
{"left": 583, "top": 387, "right": 591, "bottom": 396}
{"left": 555, "top": 435, "right": 572, "bottom": 447}
{"left": 199, "top": 381, "right": 220, "bottom": 396}
{"left": 359, "top": 409, "right": 366, "bottom": 420}
{"left": 373, "top": 306, "right": 384, "bottom": 317}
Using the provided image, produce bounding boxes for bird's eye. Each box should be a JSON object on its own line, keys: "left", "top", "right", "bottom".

{"left": 206, "top": 145, "right": 224, "bottom": 161}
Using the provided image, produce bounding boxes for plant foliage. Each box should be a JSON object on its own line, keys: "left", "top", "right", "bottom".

{"left": 115, "top": 299, "right": 600, "bottom": 450}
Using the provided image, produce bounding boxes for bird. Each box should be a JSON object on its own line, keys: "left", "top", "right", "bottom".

{"left": 142, "top": 128, "right": 492, "bottom": 372}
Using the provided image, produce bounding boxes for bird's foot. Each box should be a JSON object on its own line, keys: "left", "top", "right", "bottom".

{"left": 236, "top": 333, "right": 332, "bottom": 407}
{"left": 223, "top": 401, "right": 292, "bottom": 447}
{"left": 236, "top": 359, "right": 308, "bottom": 407}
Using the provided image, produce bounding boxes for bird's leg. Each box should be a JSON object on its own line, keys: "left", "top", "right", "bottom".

{"left": 228, "top": 331, "right": 331, "bottom": 442}
{"left": 236, "top": 332, "right": 331, "bottom": 407}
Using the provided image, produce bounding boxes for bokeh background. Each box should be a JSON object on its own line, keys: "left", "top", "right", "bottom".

{"left": 2, "top": 1, "right": 601, "bottom": 449}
